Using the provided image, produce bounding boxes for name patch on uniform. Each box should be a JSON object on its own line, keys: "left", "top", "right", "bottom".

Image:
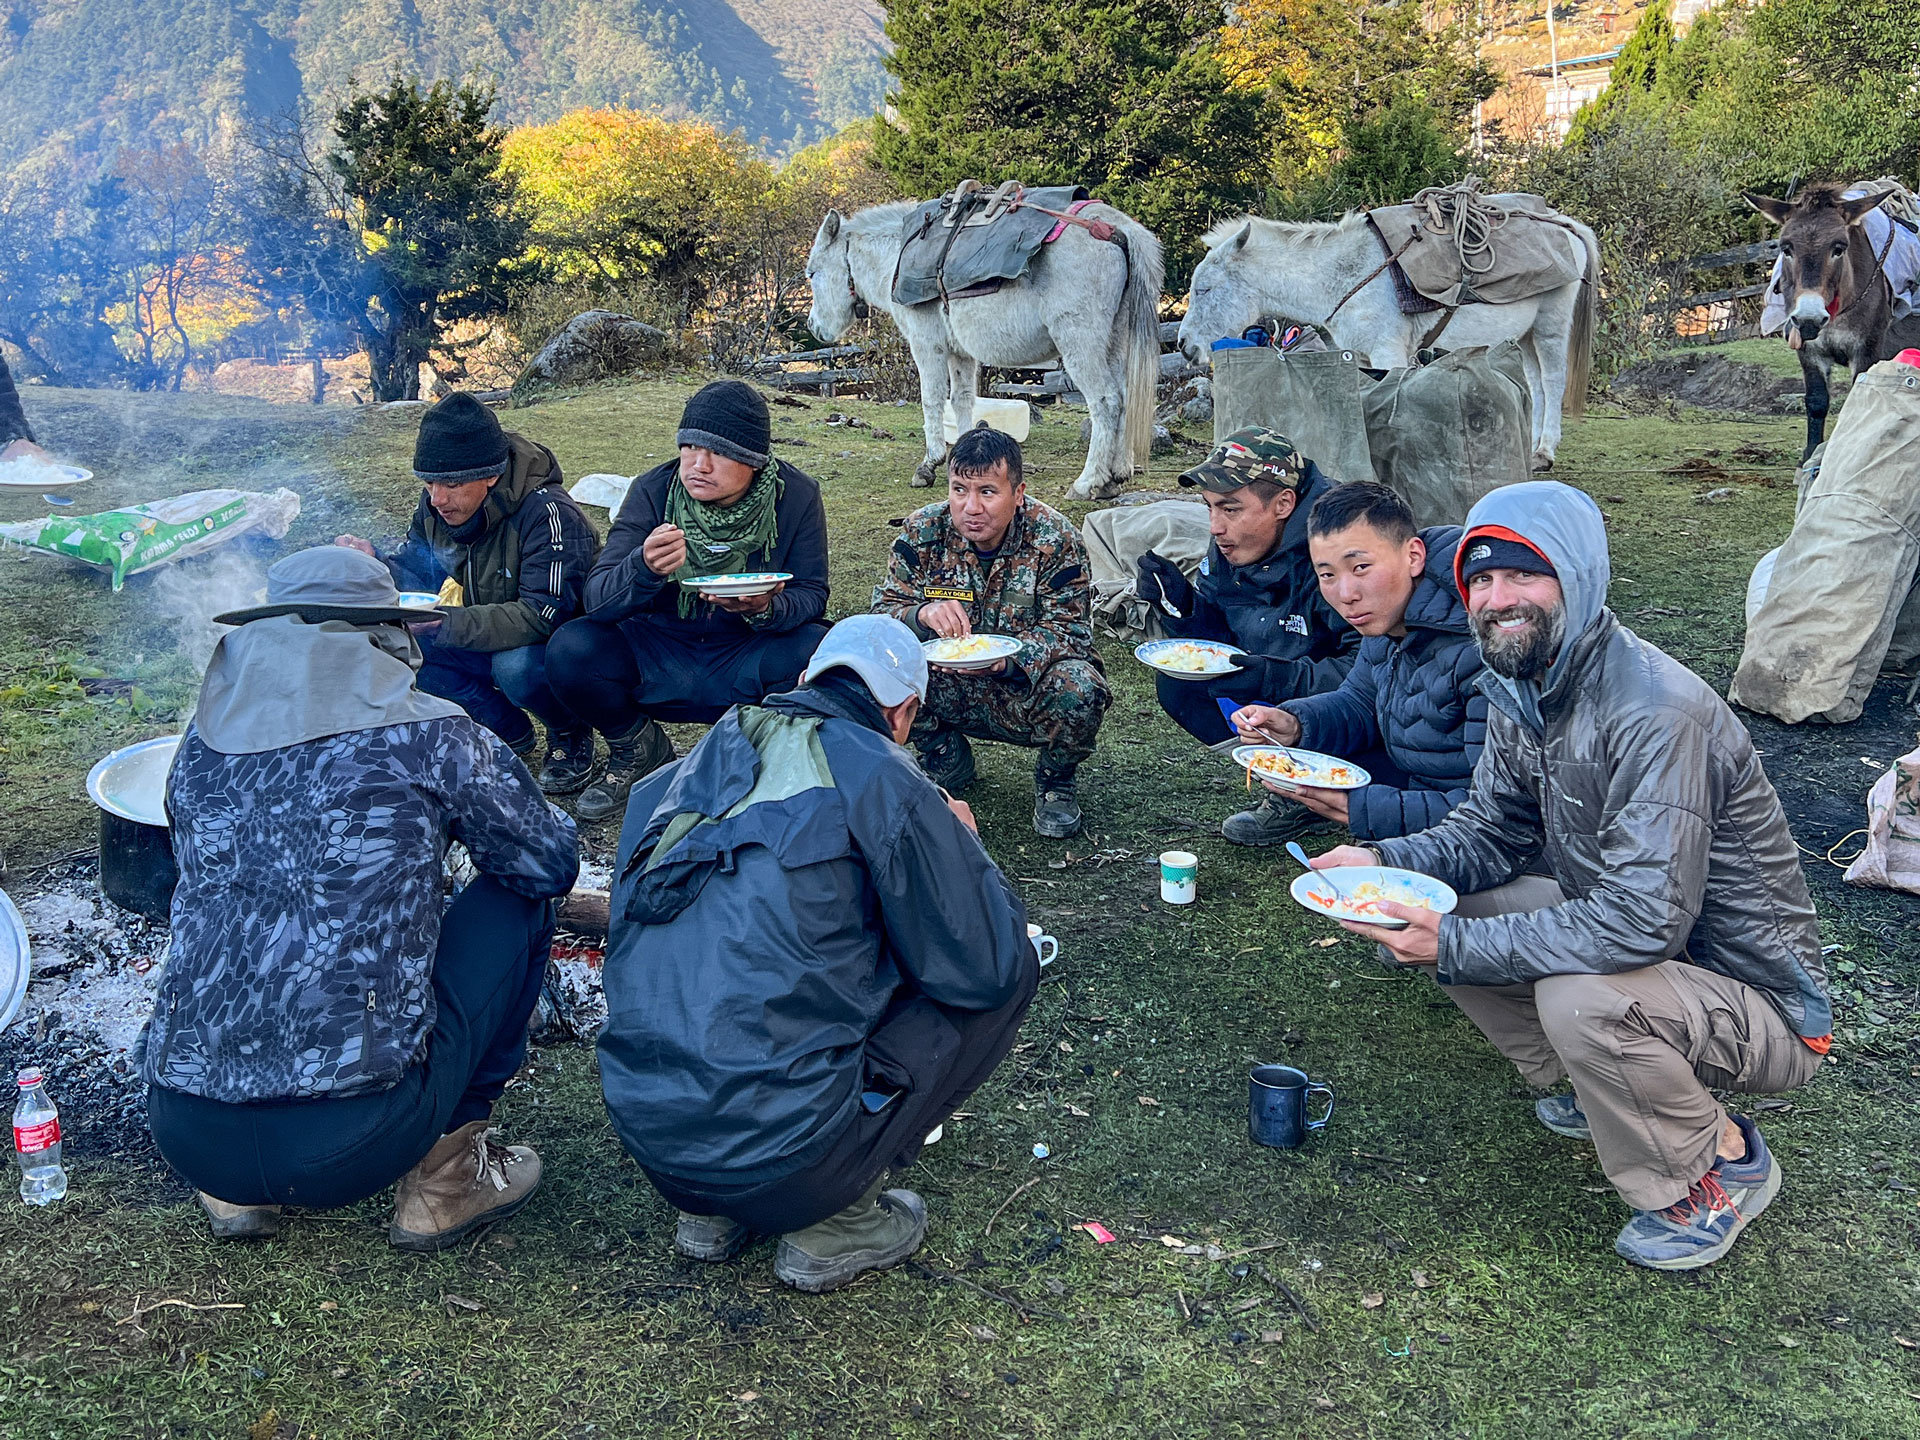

{"left": 924, "top": 586, "right": 975, "bottom": 602}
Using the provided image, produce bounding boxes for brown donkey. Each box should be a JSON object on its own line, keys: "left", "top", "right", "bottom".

{"left": 1746, "top": 185, "right": 1909, "bottom": 458}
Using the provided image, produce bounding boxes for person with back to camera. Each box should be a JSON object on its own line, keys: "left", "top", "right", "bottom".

{"left": 597, "top": 615, "right": 1038, "bottom": 1292}
{"left": 546, "top": 380, "right": 830, "bottom": 822}
{"left": 872, "top": 423, "right": 1110, "bottom": 838}
{"left": 1312, "top": 481, "right": 1832, "bottom": 1271}
{"left": 1134, "top": 426, "right": 1359, "bottom": 846}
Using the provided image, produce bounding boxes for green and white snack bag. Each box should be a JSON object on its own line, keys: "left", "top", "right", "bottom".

{"left": 0, "top": 488, "right": 302, "bottom": 589}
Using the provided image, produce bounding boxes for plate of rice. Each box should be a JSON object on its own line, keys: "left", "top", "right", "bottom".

{"left": 1288, "top": 866, "right": 1458, "bottom": 930}
{"left": 1231, "top": 745, "right": 1371, "bottom": 792}
{"left": 0, "top": 458, "right": 92, "bottom": 490}
{"left": 922, "top": 634, "right": 1021, "bottom": 669}
{"left": 1134, "top": 638, "right": 1244, "bottom": 678}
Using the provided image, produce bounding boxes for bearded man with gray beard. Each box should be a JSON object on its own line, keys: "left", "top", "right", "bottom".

{"left": 1310, "top": 482, "right": 1831, "bottom": 1273}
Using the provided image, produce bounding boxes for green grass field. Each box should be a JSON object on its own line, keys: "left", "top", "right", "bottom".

{"left": 1, "top": 370, "right": 1916, "bottom": 1439}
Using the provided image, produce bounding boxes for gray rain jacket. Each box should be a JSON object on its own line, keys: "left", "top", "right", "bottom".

{"left": 597, "top": 676, "right": 1032, "bottom": 1186}
{"left": 1375, "top": 482, "right": 1832, "bottom": 1040}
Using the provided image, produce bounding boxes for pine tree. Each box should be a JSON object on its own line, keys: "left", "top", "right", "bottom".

{"left": 1565, "top": 1, "right": 1674, "bottom": 148}
{"left": 873, "top": 0, "right": 1279, "bottom": 283}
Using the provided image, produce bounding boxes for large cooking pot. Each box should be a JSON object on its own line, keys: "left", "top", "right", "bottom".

{"left": 0, "top": 887, "right": 28, "bottom": 1033}
{"left": 85, "top": 736, "right": 181, "bottom": 919}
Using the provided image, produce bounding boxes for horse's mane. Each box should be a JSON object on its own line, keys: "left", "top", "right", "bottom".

{"left": 1200, "top": 211, "right": 1372, "bottom": 251}
{"left": 846, "top": 198, "right": 921, "bottom": 233}
{"left": 1794, "top": 182, "right": 1854, "bottom": 213}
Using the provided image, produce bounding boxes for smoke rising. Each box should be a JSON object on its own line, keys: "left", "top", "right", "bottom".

{"left": 149, "top": 549, "right": 269, "bottom": 675}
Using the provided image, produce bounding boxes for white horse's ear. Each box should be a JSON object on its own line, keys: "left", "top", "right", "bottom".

{"left": 1231, "top": 222, "right": 1252, "bottom": 252}
{"left": 821, "top": 210, "right": 843, "bottom": 242}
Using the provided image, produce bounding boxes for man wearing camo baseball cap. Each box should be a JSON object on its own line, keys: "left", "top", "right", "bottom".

{"left": 1134, "top": 425, "right": 1360, "bottom": 846}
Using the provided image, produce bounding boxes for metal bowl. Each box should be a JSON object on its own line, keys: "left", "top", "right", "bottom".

{"left": 86, "top": 736, "right": 182, "bottom": 918}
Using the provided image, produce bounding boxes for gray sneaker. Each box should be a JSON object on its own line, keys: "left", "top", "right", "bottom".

{"left": 575, "top": 719, "right": 675, "bottom": 822}
{"left": 675, "top": 1211, "right": 754, "bottom": 1262}
{"left": 197, "top": 1192, "right": 282, "bottom": 1240}
{"left": 1614, "top": 1117, "right": 1780, "bottom": 1271}
{"left": 1535, "top": 1092, "right": 1592, "bottom": 1139}
{"left": 774, "top": 1185, "right": 928, "bottom": 1293}
{"left": 1221, "top": 791, "right": 1339, "bottom": 847}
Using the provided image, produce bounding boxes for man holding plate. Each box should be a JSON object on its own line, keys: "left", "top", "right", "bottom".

{"left": 872, "top": 425, "right": 1109, "bottom": 838}
{"left": 548, "top": 381, "right": 830, "bottom": 821}
{"left": 1313, "top": 481, "right": 1831, "bottom": 1273}
{"left": 1134, "top": 426, "right": 1358, "bottom": 845}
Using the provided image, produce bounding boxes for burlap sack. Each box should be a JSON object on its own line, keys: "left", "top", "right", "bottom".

{"left": 1211, "top": 346, "right": 1374, "bottom": 485}
{"left": 1731, "top": 360, "right": 1920, "bottom": 723}
{"left": 1361, "top": 342, "right": 1533, "bottom": 528}
{"left": 1371, "top": 189, "right": 1587, "bottom": 308}
{"left": 1843, "top": 736, "right": 1920, "bottom": 894}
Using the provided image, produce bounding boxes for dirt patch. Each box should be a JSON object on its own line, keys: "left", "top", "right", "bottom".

{"left": 1611, "top": 354, "right": 1805, "bottom": 414}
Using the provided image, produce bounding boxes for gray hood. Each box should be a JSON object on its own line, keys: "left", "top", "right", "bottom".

{"left": 1458, "top": 481, "right": 1610, "bottom": 730}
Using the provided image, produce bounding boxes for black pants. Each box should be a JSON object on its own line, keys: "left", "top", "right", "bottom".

{"left": 1156, "top": 671, "right": 1272, "bottom": 744}
{"left": 147, "top": 878, "right": 555, "bottom": 1209}
{"left": 645, "top": 956, "right": 1040, "bottom": 1235}
{"left": 546, "top": 617, "right": 827, "bottom": 732}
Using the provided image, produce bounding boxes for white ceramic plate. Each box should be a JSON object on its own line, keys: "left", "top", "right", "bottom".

{"left": 1289, "top": 865, "right": 1458, "bottom": 931}
{"left": 0, "top": 461, "right": 92, "bottom": 490}
{"left": 0, "top": 888, "right": 28, "bottom": 1034}
{"left": 86, "top": 735, "right": 182, "bottom": 828}
{"left": 1231, "top": 745, "right": 1372, "bottom": 793}
{"left": 680, "top": 571, "right": 793, "bottom": 598}
{"left": 394, "top": 591, "right": 451, "bottom": 612}
{"left": 1134, "top": 638, "right": 1244, "bottom": 679}
{"left": 923, "top": 634, "right": 1021, "bottom": 670}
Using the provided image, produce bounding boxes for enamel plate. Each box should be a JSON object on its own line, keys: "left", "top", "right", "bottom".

{"left": 1231, "top": 745, "right": 1372, "bottom": 792}
{"left": 680, "top": 571, "right": 793, "bottom": 598}
{"left": 1134, "top": 638, "right": 1244, "bottom": 679}
{"left": 922, "top": 634, "right": 1021, "bottom": 670}
{"left": 1288, "top": 866, "right": 1458, "bottom": 931}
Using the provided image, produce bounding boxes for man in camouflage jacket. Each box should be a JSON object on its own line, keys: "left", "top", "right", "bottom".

{"left": 873, "top": 426, "right": 1109, "bottom": 837}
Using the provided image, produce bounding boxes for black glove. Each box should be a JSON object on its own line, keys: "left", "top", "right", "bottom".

{"left": 1135, "top": 551, "right": 1193, "bottom": 618}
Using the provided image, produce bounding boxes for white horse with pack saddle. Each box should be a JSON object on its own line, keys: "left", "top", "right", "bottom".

{"left": 807, "top": 182, "right": 1165, "bottom": 498}
{"left": 1179, "top": 181, "right": 1600, "bottom": 470}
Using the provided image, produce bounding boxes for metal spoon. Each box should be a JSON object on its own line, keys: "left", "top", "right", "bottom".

{"left": 1286, "top": 840, "right": 1349, "bottom": 908}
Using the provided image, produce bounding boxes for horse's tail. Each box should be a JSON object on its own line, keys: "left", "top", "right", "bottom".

{"left": 1105, "top": 211, "right": 1166, "bottom": 471}
{"left": 1564, "top": 218, "right": 1601, "bottom": 419}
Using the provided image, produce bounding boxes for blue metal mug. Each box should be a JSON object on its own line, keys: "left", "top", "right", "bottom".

{"left": 1249, "top": 1064, "right": 1335, "bottom": 1149}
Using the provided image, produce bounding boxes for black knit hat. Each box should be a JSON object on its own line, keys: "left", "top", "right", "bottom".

{"left": 677, "top": 380, "right": 771, "bottom": 469}
{"left": 1457, "top": 531, "right": 1558, "bottom": 590}
{"left": 413, "top": 393, "right": 509, "bottom": 482}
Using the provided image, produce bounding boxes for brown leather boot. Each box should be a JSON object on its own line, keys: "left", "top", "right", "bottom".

{"left": 388, "top": 1121, "right": 542, "bottom": 1253}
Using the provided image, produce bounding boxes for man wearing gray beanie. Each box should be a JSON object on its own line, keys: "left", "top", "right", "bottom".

{"left": 547, "top": 380, "right": 831, "bottom": 821}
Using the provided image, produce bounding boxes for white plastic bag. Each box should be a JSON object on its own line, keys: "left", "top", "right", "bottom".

{"left": 1844, "top": 735, "right": 1920, "bottom": 894}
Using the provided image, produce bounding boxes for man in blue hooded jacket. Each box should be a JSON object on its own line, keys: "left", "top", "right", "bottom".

{"left": 597, "top": 615, "right": 1038, "bottom": 1293}
{"left": 1314, "top": 481, "right": 1832, "bottom": 1272}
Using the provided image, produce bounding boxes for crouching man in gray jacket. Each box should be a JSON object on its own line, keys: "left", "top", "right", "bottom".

{"left": 1313, "top": 481, "right": 1832, "bottom": 1272}
{"left": 598, "top": 615, "right": 1039, "bottom": 1292}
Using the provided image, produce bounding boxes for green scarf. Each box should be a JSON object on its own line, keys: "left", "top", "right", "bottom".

{"left": 665, "top": 462, "right": 784, "bottom": 617}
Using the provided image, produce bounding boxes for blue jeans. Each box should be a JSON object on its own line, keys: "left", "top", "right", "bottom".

{"left": 418, "top": 637, "right": 585, "bottom": 750}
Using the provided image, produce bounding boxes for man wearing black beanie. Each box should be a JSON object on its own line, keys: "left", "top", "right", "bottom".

{"left": 547, "top": 380, "right": 831, "bottom": 821}
{"left": 336, "top": 392, "right": 603, "bottom": 792}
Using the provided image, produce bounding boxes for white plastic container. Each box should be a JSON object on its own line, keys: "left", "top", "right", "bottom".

{"left": 942, "top": 396, "right": 1032, "bottom": 445}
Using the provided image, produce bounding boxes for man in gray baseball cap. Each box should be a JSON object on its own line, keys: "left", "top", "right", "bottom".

{"left": 597, "top": 614, "right": 1038, "bottom": 1293}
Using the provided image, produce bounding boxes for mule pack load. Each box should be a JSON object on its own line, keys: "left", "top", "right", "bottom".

{"left": 891, "top": 180, "right": 1123, "bottom": 308}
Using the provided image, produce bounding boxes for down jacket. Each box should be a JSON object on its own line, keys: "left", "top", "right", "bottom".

{"left": 1375, "top": 483, "right": 1831, "bottom": 1041}
{"left": 597, "top": 674, "right": 1031, "bottom": 1185}
{"left": 0, "top": 353, "right": 34, "bottom": 446}
{"left": 387, "top": 431, "right": 601, "bottom": 653}
{"left": 1283, "top": 527, "right": 1486, "bottom": 841}
{"left": 1161, "top": 462, "right": 1359, "bottom": 702}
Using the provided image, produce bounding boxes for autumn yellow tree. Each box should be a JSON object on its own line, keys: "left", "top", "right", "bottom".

{"left": 502, "top": 110, "right": 775, "bottom": 310}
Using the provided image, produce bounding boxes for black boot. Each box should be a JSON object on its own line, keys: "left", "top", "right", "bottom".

{"left": 536, "top": 730, "right": 597, "bottom": 795}
{"left": 915, "top": 727, "right": 976, "bottom": 792}
{"left": 1033, "top": 764, "right": 1083, "bottom": 839}
{"left": 575, "top": 719, "right": 675, "bottom": 822}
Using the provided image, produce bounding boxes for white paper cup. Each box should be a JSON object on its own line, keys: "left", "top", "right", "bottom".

{"left": 1027, "top": 922, "right": 1058, "bottom": 968}
{"left": 1160, "top": 850, "right": 1198, "bottom": 904}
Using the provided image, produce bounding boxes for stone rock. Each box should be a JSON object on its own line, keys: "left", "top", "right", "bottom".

{"left": 1180, "top": 395, "right": 1214, "bottom": 424}
{"left": 514, "top": 310, "right": 668, "bottom": 397}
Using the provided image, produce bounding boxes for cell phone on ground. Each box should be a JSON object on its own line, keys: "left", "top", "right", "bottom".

{"left": 860, "top": 1079, "right": 905, "bottom": 1115}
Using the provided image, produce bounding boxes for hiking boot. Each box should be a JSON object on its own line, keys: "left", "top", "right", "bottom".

{"left": 574, "top": 719, "right": 675, "bottom": 822}
{"left": 1033, "top": 767, "right": 1083, "bottom": 839}
{"left": 388, "top": 1121, "right": 542, "bottom": 1253}
{"left": 1535, "top": 1092, "right": 1592, "bottom": 1140}
{"left": 196, "top": 1192, "right": 282, "bottom": 1240}
{"left": 536, "top": 730, "right": 597, "bottom": 795}
{"left": 504, "top": 726, "right": 541, "bottom": 763}
{"left": 916, "top": 728, "right": 976, "bottom": 793}
{"left": 675, "top": 1211, "right": 754, "bottom": 1263}
{"left": 773, "top": 1181, "right": 929, "bottom": 1293}
{"left": 1221, "top": 790, "right": 1339, "bottom": 847}
{"left": 1613, "top": 1116, "right": 1780, "bottom": 1271}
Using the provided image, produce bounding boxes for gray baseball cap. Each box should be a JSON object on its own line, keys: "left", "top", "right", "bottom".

{"left": 213, "top": 545, "right": 444, "bottom": 626}
{"left": 802, "top": 614, "right": 929, "bottom": 706}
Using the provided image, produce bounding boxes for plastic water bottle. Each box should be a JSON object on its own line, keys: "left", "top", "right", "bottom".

{"left": 13, "top": 1068, "right": 68, "bottom": 1206}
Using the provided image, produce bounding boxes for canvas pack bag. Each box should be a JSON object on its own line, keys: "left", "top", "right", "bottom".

{"left": 1211, "top": 345, "right": 1375, "bottom": 486}
{"left": 1082, "top": 498, "right": 1213, "bottom": 637}
{"left": 1360, "top": 341, "right": 1533, "bottom": 528}
{"left": 1731, "top": 359, "right": 1920, "bottom": 723}
{"left": 1843, "top": 735, "right": 1920, "bottom": 894}
{"left": 1370, "top": 184, "right": 1588, "bottom": 308}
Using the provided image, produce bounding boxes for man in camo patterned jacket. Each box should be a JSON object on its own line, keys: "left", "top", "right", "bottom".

{"left": 136, "top": 546, "right": 579, "bottom": 1252}
{"left": 872, "top": 425, "right": 1110, "bottom": 838}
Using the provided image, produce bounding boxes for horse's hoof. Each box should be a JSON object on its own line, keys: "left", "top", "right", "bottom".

{"left": 1529, "top": 455, "right": 1555, "bottom": 473}
{"left": 911, "top": 465, "right": 938, "bottom": 488}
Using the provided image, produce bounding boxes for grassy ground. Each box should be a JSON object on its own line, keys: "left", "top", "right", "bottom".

{"left": 2, "top": 373, "right": 1917, "bottom": 1439}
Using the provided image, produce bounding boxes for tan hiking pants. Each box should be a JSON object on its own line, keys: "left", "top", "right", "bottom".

{"left": 1435, "top": 877, "right": 1822, "bottom": 1210}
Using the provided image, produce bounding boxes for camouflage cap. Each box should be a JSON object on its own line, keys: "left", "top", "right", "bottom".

{"left": 1179, "top": 426, "right": 1308, "bottom": 494}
